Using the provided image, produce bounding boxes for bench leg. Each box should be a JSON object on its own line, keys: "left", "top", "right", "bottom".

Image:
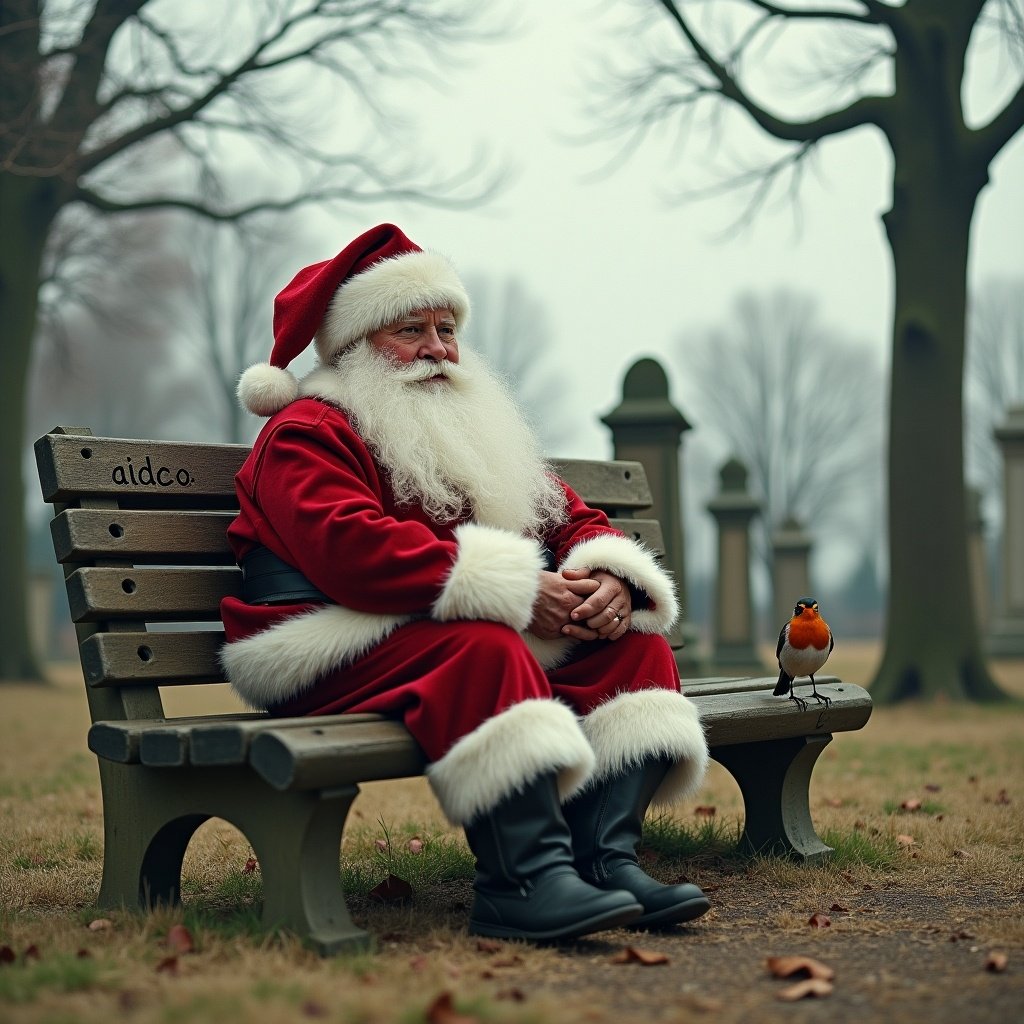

{"left": 96, "top": 763, "right": 210, "bottom": 910}
{"left": 244, "top": 784, "right": 372, "bottom": 955}
{"left": 711, "top": 734, "right": 833, "bottom": 862}
{"left": 95, "top": 763, "right": 371, "bottom": 953}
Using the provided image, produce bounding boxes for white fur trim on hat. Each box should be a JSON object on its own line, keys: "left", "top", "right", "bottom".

{"left": 221, "top": 605, "right": 412, "bottom": 708}
{"left": 432, "top": 522, "right": 544, "bottom": 631}
{"left": 238, "top": 363, "right": 300, "bottom": 417}
{"left": 315, "top": 250, "right": 471, "bottom": 363}
{"left": 427, "top": 699, "right": 595, "bottom": 824}
{"left": 578, "top": 689, "right": 709, "bottom": 807}
{"left": 559, "top": 533, "right": 679, "bottom": 634}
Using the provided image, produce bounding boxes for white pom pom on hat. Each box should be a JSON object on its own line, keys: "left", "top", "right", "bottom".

{"left": 237, "top": 223, "right": 470, "bottom": 417}
{"left": 237, "top": 363, "right": 299, "bottom": 417}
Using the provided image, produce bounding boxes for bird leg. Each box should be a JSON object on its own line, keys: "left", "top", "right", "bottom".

{"left": 787, "top": 689, "right": 808, "bottom": 712}
{"left": 808, "top": 675, "right": 832, "bottom": 709}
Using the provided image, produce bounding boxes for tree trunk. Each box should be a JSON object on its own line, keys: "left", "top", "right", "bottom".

{"left": 0, "top": 174, "right": 59, "bottom": 681}
{"left": 872, "top": 169, "right": 1003, "bottom": 702}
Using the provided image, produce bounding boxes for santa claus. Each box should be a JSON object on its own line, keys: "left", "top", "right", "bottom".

{"left": 221, "top": 223, "right": 710, "bottom": 941}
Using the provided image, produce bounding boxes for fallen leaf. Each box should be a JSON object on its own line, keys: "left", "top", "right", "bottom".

{"left": 985, "top": 952, "right": 1008, "bottom": 973}
{"left": 610, "top": 946, "right": 670, "bottom": 965}
{"left": 497, "top": 988, "right": 526, "bottom": 1002}
{"left": 374, "top": 838, "right": 390, "bottom": 853}
{"left": 825, "top": 797, "right": 844, "bottom": 808}
{"left": 408, "top": 838, "right": 424, "bottom": 854}
{"left": 76, "top": 948, "right": 92, "bottom": 959}
{"left": 829, "top": 903, "right": 850, "bottom": 913}
{"left": 925, "top": 784, "right": 942, "bottom": 792}
{"left": 952, "top": 848, "right": 971, "bottom": 859}
{"left": 22, "top": 945, "right": 41, "bottom": 961}
{"left": 165, "top": 925, "right": 194, "bottom": 954}
{"left": 900, "top": 798, "right": 922, "bottom": 811}
{"left": 766, "top": 956, "right": 835, "bottom": 981}
{"left": 995, "top": 789, "right": 1011, "bottom": 805}
{"left": 475, "top": 938, "right": 503, "bottom": 953}
{"left": 776, "top": 978, "right": 834, "bottom": 1001}
{"left": 808, "top": 913, "right": 831, "bottom": 928}
{"left": 155, "top": 955, "right": 179, "bottom": 975}
{"left": 369, "top": 874, "right": 413, "bottom": 903}
{"left": 896, "top": 834, "right": 916, "bottom": 847}
{"left": 87, "top": 918, "right": 113, "bottom": 932}
{"left": 425, "top": 991, "right": 480, "bottom": 1024}
{"left": 242, "top": 856, "right": 258, "bottom": 874}
{"left": 301, "top": 1000, "right": 328, "bottom": 1017}
{"left": 0, "top": 946, "right": 15, "bottom": 965}
{"left": 409, "top": 955, "right": 430, "bottom": 972}
{"left": 693, "top": 806, "right": 716, "bottom": 817}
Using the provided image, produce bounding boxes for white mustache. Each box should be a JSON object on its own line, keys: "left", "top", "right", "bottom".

{"left": 391, "top": 359, "right": 465, "bottom": 384}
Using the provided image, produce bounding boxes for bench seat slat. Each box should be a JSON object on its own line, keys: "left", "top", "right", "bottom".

{"left": 80, "top": 630, "right": 227, "bottom": 686}
{"left": 694, "top": 682, "right": 872, "bottom": 747}
{"left": 51, "top": 509, "right": 236, "bottom": 563}
{"left": 250, "top": 721, "right": 427, "bottom": 790}
{"left": 66, "top": 566, "right": 240, "bottom": 621}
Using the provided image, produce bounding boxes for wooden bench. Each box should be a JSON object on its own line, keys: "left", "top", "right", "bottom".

{"left": 35, "top": 426, "right": 872, "bottom": 954}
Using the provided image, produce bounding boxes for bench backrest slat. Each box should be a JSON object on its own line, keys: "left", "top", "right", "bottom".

{"left": 66, "top": 567, "right": 240, "bottom": 621}
{"left": 35, "top": 427, "right": 665, "bottom": 725}
{"left": 81, "top": 630, "right": 227, "bottom": 687}
{"left": 51, "top": 509, "right": 237, "bottom": 563}
{"left": 49, "top": 508, "right": 662, "bottom": 563}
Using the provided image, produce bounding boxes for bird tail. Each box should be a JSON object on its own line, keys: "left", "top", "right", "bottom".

{"left": 773, "top": 668, "right": 792, "bottom": 696}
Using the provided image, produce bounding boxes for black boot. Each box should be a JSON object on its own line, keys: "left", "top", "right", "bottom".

{"left": 563, "top": 758, "right": 711, "bottom": 928}
{"left": 464, "top": 772, "right": 643, "bottom": 941}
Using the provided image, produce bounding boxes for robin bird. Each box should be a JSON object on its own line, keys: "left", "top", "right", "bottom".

{"left": 773, "top": 597, "right": 834, "bottom": 711}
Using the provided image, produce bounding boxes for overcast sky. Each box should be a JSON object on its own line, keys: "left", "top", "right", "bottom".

{"left": 283, "top": 0, "right": 1024, "bottom": 463}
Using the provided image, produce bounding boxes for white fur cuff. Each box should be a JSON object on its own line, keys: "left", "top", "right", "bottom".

{"left": 222, "top": 606, "right": 411, "bottom": 708}
{"left": 580, "top": 689, "right": 708, "bottom": 807}
{"left": 560, "top": 534, "right": 679, "bottom": 634}
{"left": 426, "top": 699, "right": 595, "bottom": 825}
{"left": 432, "top": 523, "right": 544, "bottom": 631}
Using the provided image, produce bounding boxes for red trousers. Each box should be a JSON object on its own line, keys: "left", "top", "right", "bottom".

{"left": 270, "top": 621, "right": 680, "bottom": 763}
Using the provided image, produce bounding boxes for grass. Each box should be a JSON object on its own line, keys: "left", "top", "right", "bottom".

{"left": 1, "top": 657, "right": 1023, "bottom": 1023}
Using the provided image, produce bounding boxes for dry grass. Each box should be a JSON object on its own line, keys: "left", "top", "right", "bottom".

{"left": 1, "top": 656, "right": 1023, "bottom": 1023}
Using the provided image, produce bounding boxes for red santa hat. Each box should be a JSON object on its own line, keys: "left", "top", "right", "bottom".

{"left": 238, "top": 222, "right": 471, "bottom": 416}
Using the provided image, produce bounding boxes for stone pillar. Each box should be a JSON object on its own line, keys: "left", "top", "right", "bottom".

{"left": 601, "top": 358, "right": 699, "bottom": 666}
{"left": 965, "top": 486, "right": 989, "bottom": 627}
{"left": 707, "top": 458, "right": 764, "bottom": 672}
{"left": 989, "top": 405, "right": 1024, "bottom": 655}
{"left": 772, "top": 516, "right": 812, "bottom": 630}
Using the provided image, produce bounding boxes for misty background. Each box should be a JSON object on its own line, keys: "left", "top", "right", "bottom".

{"left": 18, "top": 0, "right": 1024, "bottom": 660}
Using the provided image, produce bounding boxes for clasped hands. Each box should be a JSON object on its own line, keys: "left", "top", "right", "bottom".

{"left": 527, "top": 567, "right": 632, "bottom": 642}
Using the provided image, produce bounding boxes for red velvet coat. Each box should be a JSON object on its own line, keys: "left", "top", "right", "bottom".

{"left": 220, "top": 398, "right": 678, "bottom": 710}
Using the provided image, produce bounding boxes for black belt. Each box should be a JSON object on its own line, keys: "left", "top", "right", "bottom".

{"left": 240, "top": 546, "right": 331, "bottom": 606}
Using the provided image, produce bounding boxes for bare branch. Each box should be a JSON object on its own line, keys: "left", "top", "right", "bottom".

{"left": 73, "top": 164, "right": 503, "bottom": 219}
{"left": 971, "top": 78, "right": 1024, "bottom": 167}
{"left": 654, "top": 0, "right": 889, "bottom": 141}
{"left": 746, "top": 1, "right": 877, "bottom": 24}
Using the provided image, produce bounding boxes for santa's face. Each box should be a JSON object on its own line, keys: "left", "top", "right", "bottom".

{"left": 367, "top": 307, "right": 459, "bottom": 371}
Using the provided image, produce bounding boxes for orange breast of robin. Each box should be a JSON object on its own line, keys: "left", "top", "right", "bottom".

{"left": 788, "top": 614, "right": 830, "bottom": 651}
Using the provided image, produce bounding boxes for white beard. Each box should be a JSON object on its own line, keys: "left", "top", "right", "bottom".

{"left": 303, "top": 342, "right": 568, "bottom": 537}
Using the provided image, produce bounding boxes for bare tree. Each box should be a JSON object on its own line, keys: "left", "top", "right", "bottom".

{"left": 595, "top": 0, "right": 1023, "bottom": 701}
{"left": 677, "top": 288, "right": 884, "bottom": 573}
{"left": 183, "top": 219, "right": 305, "bottom": 444}
{"left": 461, "top": 274, "right": 578, "bottom": 452}
{"left": 2, "top": 0, "right": 494, "bottom": 679}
